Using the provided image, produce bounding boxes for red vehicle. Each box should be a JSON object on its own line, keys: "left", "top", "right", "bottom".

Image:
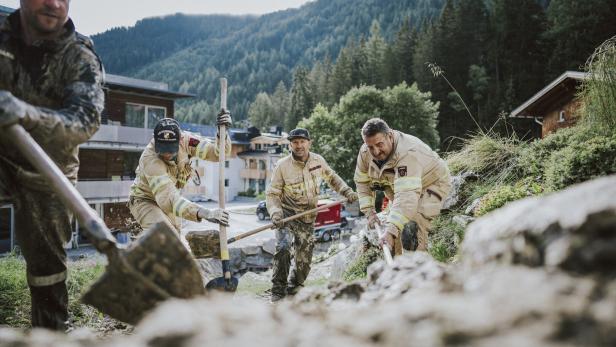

{"left": 313, "top": 199, "right": 346, "bottom": 242}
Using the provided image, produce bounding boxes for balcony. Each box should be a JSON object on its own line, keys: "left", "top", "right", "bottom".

{"left": 80, "top": 124, "right": 153, "bottom": 151}
{"left": 76, "top": 180, "right": 134, "bottom": 203}
{"left": 240, "top": 169, "right": 267, "bottom": 180}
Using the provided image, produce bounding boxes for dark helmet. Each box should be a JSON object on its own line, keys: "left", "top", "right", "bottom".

{"left": 287, "top": 128, "right": 311, "bottom": 141}
{"left": 154, "top": 118, "right": 181, "bottom": 153}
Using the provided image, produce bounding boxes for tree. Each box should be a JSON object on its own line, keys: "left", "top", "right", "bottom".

{"left": 248, "top": 92, "right": 275, "bottom": 131}
{"left": 544, "top": 0, "right": 616, "bottom": 78}
{"left": 288, "top": 67, "right": 314, "bottom": 130}
{"left": 271, "top": 81, "right": 291, "bottom": 128}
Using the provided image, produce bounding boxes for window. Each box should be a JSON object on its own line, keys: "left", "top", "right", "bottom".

{"left": 558, "top": 110, "right": 566, "bottom": 123}
{"left": 225, "top": 179, "right": 229, "bottom": 187}
{"left": 225, "top": 161, "right": 230, "bottom": 168}
{"left": 259, "top": 160, "right": 266, "bottom": 170}
{"left": 125, "top": 103, "right": 167, "bottom": 128}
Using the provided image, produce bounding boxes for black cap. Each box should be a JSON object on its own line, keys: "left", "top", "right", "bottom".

{"left": 288, "top": 128, "right": 311, "bottom": 141}
{"left": 154, "top": 118, "right": 181, "bottom": 153}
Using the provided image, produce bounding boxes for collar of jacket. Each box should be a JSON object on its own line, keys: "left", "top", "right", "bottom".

{"left": 291, "top": 152, "right": 313, "bottom": 167}
{"left": 2, "top": 10, "right": 76, "bottom": 52}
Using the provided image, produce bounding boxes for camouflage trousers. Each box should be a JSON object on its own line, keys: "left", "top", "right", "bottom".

{"left": 0, "top": 160, "right": 71, "bottom": 331}
{"left": 271, "top": 219, "right": 315, "bottom": 297}
{"left": 128, "top": 197, "right": 181, "bottom": 234}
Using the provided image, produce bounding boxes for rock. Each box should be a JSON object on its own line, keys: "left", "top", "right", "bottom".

{"left": 330, "top": 241, "right": 362, "bottom": 281}
{"left": 462, "top": 175, "right": 616, "bottom": 275}
{"left": 452, "top": 215, "right": 475, "bottom": 228}
{"left": 241, "top": 245, "right": 261, "bottom": 256}
{"left": 195, "top": 258, "right": 222, "bottom": 285}
{"left": 262, "top": 238, "right": 276, "bottom": 255}
{"left": 464, "top": 198, "right": 482, "bottom": 216}
{"left": 443, "top": 172, "right": 477, "bottom": 210}
{"left": 185, "top": 229, "right": 219, "bottom": 259}
{"left": 245, "top": 254, "right": 272, "bottom": 269}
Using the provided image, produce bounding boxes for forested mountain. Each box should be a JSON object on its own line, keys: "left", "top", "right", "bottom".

{"left": 92, "top": 0, "right": 446, "bottom": 123}
{"left": 93, "top": 0, "right": 616, "bottom": 148}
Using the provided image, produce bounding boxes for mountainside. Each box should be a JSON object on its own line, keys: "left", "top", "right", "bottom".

{"left": 92, "top": 0, "right": 446, "bottom": 122}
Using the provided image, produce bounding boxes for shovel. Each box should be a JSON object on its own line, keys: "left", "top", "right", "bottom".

{"left": 6, "top": 124, "right": 205, "bottom": 325}
{"left": 375, "top": 224, "right": 394, "bottom": 265}
{"left": 187, "top": 199, "right": 347, "bottom": 258}
{"left": 205, "top": 78, "right": 239, "bottom": 292}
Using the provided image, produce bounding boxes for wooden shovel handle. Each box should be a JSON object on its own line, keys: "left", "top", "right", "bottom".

{"left": 228, "top": 199, "right": 347, "bottom": 243}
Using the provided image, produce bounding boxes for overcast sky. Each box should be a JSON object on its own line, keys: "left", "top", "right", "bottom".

{"left": 0, "top": 0, "right": 312, "bottom": 35}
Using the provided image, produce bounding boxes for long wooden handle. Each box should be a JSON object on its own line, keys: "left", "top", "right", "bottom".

{"left": 218, "top": 78, "right": 231, "bottom": 280}
{"left": 228, "top": 199, "right": 346, "bottom": 244}
{"left": 5, "top": 124, "right": 117, "bottom": 254}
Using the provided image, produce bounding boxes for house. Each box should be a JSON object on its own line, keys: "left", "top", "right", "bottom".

{"left": 0, "top": 70, "right": 193, "bottom": 252}
{"left": 510, "top": 71, "right": 589, "bottom": 138}
{"left": 179, "top": 123, "right": 259, "bottom": 203}
{"left": 238, "top": 132, "right": 289, "bottom": 195}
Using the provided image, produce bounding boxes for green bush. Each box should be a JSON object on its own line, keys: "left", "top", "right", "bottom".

{"left": 0, "top": 255, "right": 107, "bottom": 328}
{"left": 518, "top": 125, "right": 597, "bottom": 178}
{"left": 544, "top": 134, "right": 616, "bottom": 190}
{"left": 474, "top": 178, "right": 544, "bottom": 217}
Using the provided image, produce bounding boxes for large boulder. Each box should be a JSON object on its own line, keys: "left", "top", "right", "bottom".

{"left": 462, "top": 175, "right": 616, "bottom": 274}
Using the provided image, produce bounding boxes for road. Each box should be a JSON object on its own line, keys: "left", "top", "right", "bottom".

{"left": 182, "top": 201, "right": 275, "bottom": 247}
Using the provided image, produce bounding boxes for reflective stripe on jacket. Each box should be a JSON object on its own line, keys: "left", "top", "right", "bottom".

{"left": 130, "top": 131, "right": 231, "bottom": 222}
{"left": 354, "top": 131, "right": 450, "bottom": 233}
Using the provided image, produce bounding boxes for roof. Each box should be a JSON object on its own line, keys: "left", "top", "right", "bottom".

{"left": 0, "top": 5, "right": 14, "bottom": 15}
{"left": 105, "top": 74, "right": 194, "bottom": 99}
{"left": 510, "top": 71, "right": 589, "bottom": 119}
{"left": 179, "top": 122, "right": 253, "bottom": 145}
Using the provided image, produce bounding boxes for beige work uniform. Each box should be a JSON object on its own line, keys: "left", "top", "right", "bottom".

{"left": 128, "top": 132, "right": 231, "bottom": 233}
{"left": 354, "top": 131, "right": 451, "bottom": 254}
{"left": 266, "top": 152, "right": 353, "bottom": 295}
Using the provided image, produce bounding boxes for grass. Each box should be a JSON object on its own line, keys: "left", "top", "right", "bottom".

{"left": 0, "top": 254, "right": 120, "bottom": 330}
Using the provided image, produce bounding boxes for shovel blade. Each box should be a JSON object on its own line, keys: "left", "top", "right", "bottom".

{"left": 205, "top": 276, "right": 239, "bottom": 292}
{"left": 82, "top": 221, "right": 205, "bottom": 325}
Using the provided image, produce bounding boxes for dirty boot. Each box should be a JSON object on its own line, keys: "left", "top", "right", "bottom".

{"left": 270, "top": 292, "right": 286, "bottom": 304}
{"left": 286, "top": 284, "right": 302, "bottom": 296}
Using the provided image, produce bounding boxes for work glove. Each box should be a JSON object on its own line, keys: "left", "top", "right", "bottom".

{"left": 198, "top": 207, "right": 230, "bottom": 226}
{"left": 217, "top": 108, "right": 232, "bottom": 127}
{"left": 344, "top": 191, "right": 359, "bottom": 204}
{"left": 0, "top": 91, "right": 29, "bottom": 128}
{"left": 271, "top": 212, "right": 284, "bottom": 229}
{"left": 367, "top": 209, "right": 381, "bottom": 229}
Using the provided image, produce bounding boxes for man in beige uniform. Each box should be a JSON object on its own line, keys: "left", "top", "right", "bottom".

{"left": 266, "top": 128, "right": 358, "bottom": 302}
{"left": 354, "top": 118, "right": 451, "bottom": 255}
{"left": 129, "top": 116, "right": 231, "bottom": 234}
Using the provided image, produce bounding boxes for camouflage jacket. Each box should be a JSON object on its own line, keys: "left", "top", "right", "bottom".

{"left": 354, "top": 131, "right": 451, "bottom": 236}
{"left": 0, "top": 11, "right": 104, "bottom": 186}
{"left": 266, "top": 152, "right": 352, "bottom": 223}
{"left": 130, "top": 131, "right": 231, "bottom": 222}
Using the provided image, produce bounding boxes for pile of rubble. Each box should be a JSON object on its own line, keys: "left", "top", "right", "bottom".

{"left": 1, "top": 175, "right": 615, "bottom": 346}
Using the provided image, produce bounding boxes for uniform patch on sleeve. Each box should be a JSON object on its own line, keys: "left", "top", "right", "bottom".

{"left": 397, "top": 166, "right": 407, "bottom": 177}
{"left": 309, "top": 165, "right": 322, "bottom": 172}
{"left": 189, "top": 138, "right": 200, "bottom": 147}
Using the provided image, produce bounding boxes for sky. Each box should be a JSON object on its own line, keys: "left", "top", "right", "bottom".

{"left": 0, "top": 0, "right": 312, "bottom": 35}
